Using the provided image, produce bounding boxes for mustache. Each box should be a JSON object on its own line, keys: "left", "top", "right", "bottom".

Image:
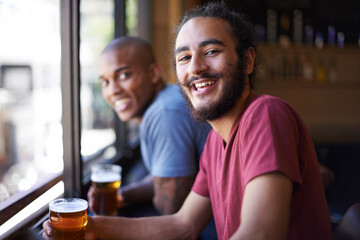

{"left": 183, "top": 73, "right": 223, "bottom": 87}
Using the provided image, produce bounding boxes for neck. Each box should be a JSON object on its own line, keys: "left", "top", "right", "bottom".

{"left": 138, "top": 80, "right": 166, "bottom": 122}
{"left": 154, "top": 78, "right": 166, "bottom": 93}
{"left": 208, "top": 86, "right": 254, "bottom": 143}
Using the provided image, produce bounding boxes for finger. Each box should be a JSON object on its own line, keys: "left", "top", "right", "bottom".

{"left": 42, "top": 220, "right": 52, "bottom": 237}
{"left": 117, "top": 192, "right": 126, "bottom": 208}
{"left": 85, "top": 216, "right": 96, "bottom": 240}
{"left": 87, "top": 186, "right": 94, "bottom": 199}
{"left": 41, "top": 231, "right": 52, "bottom": 240}
{"left": 87, "top": 187, "right": 95, "bottom": 211}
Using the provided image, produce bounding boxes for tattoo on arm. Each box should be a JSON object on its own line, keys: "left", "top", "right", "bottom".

{"left": 154, "top": 175, "right": 195, "bottom": 214}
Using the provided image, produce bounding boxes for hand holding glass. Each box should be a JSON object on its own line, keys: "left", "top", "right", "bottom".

{"left": 49, "top": 198, "right": 88, "bottom": 240}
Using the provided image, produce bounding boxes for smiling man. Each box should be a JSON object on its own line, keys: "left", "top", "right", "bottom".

{"left": 43, "top": 2, "right": 332, "bottom": 240}
{"left": 173, "top": 4, "right": 331, "bottom": 239}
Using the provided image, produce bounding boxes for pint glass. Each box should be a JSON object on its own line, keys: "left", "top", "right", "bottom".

{"left": 91, "top": 164, "right": 122, "bottom": 216}
{"left": 49, "top": 198, "right": 88, "bottom": 240}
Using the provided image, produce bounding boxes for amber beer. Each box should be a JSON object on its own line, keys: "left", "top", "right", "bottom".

{"left": 91, "top": 164, "right": 122, "bottom": 216}
{"left": 49, "top": 198, "right": 88, "bottom": 240}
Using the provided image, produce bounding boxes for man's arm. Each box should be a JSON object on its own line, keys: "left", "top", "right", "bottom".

{"left": 118, "top": 174, "right": 195, "bottom": 215}
{"left": 43, "top": 191, "right": 213, "bottom": 240}
{"left": 119, "top": 174, "right": 154, "bottom": 207}
{"left": 230, "top": 172, "right": 293, "bottom": 240}
{"left": 153, "top": 175, "right": 195, "bottom": 214}
{"left": 88, "top": 191, "right": 212, "bottom": 240}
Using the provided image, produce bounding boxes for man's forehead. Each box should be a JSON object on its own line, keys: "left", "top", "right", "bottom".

{"left": 175, "top": 17, "right": 232, "bottom": 48}
{"left": 104, "top": 46, "right": 141, "bottom": 64}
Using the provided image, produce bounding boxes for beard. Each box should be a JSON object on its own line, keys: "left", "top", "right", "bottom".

{"left": 177, "top": 60, "right": 246, "bottom": 122}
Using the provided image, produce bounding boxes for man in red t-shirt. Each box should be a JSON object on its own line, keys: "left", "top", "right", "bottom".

{"left": 43, "top": 2, "right": 332, "bottom": 239}
{"left": 192, "top": 95, "right": 332, "bottom": 239}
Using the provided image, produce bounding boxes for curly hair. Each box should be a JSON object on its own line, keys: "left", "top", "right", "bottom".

{"left": 173, "top": 1, "right": 257, "bottom": 89}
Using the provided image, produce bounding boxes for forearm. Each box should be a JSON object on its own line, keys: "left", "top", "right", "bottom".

{"left": 120, "top": 174, "right": 154, "bottom": 205}
{"left": 89, "top": 214, "right": 194, "bottom": 240}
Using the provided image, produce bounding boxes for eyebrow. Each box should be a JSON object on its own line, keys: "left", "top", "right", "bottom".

{"left": 175, "top": 38, "right": 225, "bottom": 55}
{"left": 99, "top": 66, "right": 130, "bottom": 80}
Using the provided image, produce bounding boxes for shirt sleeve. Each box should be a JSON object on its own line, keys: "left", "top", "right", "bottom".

{"left": 144, "top": 108, "right": 199, "bottom": 177}
{"left": 240, "top": 98, "right": 303, "bottom": 189}
{"left": 191, "top": 136, "right": 212, "bottom": 197}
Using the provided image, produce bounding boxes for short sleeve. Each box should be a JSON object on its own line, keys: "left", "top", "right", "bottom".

{"left": 143, "top": 108, "right": 199, "bottom": 177}
{"left": 192, "top": 143, "right": 210, "bottom": 197}
{"left": 240, "top": 97, "right": 303, "bottom": 189}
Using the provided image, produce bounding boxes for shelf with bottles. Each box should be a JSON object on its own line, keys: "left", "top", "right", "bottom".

{"left": 256, "top": 43, "right": 360, "bottom": 89}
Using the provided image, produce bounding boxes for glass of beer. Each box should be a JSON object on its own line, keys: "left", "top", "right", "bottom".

{"left": 49, "top": 198, "right": 88, "bottom": 240}
{"left": 91, "top": 164, "right": 122, "bottom": 216}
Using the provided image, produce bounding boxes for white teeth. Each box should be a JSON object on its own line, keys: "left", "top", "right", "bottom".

{"left": 195, "top": 80, "right": 215, "bottom": 89}
{"left": 114, "top": 98, "right": 130, "bottom": 107}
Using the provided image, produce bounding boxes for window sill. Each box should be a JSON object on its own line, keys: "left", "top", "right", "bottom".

{"left": 0, "top": 172, "right": 63, "bottom": 239}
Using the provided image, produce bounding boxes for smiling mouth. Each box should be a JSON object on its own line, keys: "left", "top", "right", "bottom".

{"left": 114, "top": 98, "right": 131, "bottom": 111}
{"left": 193, "top": 80, "right": 216, "bottom": 91}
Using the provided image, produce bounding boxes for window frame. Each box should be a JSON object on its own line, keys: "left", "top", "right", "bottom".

{"left": 61, "top": 0, "right": 82, "bottom": 199}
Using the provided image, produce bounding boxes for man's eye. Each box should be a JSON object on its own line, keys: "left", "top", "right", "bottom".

{"left": 100, "top": 79, "right": 109, "bottom": 87}
{"left": 178, "top": 55, "right": 190, "bottom": 62}
{"left": 205, "top": 50, "right": 219, "bottom": 56}
{"left": 119, "top": 72, "right": 131, "bottom": 80}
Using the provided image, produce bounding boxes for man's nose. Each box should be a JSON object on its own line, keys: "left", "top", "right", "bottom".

{"left": 189, "top": 54, "right": 208, "bottom": 76}
{"left": 108, "top": 79, "right": 123, "bottom": 95}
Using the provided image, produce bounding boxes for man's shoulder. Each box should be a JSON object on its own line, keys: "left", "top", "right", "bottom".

{"left": 148, "top": 84, "right": 187, "bottom": 112}
{"left": 247, "top": 94, "right": 293, "bottom": 113}
{"left": 252, "top": 94, "right": 285, "bottom": 105}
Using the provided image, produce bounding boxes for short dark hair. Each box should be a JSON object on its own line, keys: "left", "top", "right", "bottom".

{"left": 173, "top": 1, "right": 257, "bottom": 89}
{"left": 103, "top": 36, "right": 156, "bottom": 65}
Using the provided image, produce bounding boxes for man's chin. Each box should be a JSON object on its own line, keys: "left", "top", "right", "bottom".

{"left": 117, "top": 113, "right": 131, "bottom": 122}
{"left": 189, "top": 107, "right": 212, "bottom": 122}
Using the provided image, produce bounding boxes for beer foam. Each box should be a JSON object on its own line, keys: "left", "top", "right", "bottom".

{"left": 50, "top": 199, "right": 88, "bottom": 213}
{"left": 91, "top": 171, "right": 121, "bottom": 183}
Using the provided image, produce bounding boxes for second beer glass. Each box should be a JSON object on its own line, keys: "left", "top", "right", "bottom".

{"left": 91, "top": 164, "right": 122, "bottom": 216}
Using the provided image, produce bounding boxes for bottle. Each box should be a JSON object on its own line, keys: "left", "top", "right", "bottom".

{"left": 293, "top": 54, "right": 301, "bottom": 81}
{"left": 337, "top": 32, "right": 345, "bottom": 49}
{"left": 267, "top": 9, "right": 277, "bottom": 43}
{"left": 305, "top": 25, "right": 314, "bottom": 46}
{"left": 303, "top": 55, "right": 314, "bottom": 82}
{"left": 279, "top": 13, "right": 291, "bottom": 48}
{"left": 328, "top": 26, "right": 336, "bottom": 46}
{"left": 315, "top": 58, "right": 327, "bottom": 84}
{"left": 315, "top": 32, "right": 324, "bottom": 49}
{"left": 293, "top": 10, "right": 303, "bottom": 44}
{"left": 327, "top": 57, "right": 337, "bottom": 83}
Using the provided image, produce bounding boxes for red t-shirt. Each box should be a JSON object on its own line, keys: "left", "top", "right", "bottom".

{"left": 192, "top": 95, "right": 332, "bottom": 240}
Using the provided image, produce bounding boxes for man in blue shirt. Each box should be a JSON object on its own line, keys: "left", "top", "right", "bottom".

{"left": 88, "top": 36, "right": 211, "bottom": 215}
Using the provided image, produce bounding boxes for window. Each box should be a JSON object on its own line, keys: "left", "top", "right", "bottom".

{"left": 80, "top": 0, "right": 115, "bottom": 160}
{"left": 79, "top": 0, "right": 118, "bottom": 187}
{"left": 0, "top": 0, "right": 62, "bottom": 202}
{"left": 79, "top": 0, "right": 141, "bottom": 192}
{"left": 0, "top": 0, "right": 63, "bottom": 237}
{"left": 0, "top": 0, "right": 139, "bottom": 238}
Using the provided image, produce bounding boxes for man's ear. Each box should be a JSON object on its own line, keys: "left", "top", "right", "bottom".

{"left": 245, "top": 47, "right": 256, "bottom": 75}
{"left": 149, "top": 63, "right": 162, "bottom": 84}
